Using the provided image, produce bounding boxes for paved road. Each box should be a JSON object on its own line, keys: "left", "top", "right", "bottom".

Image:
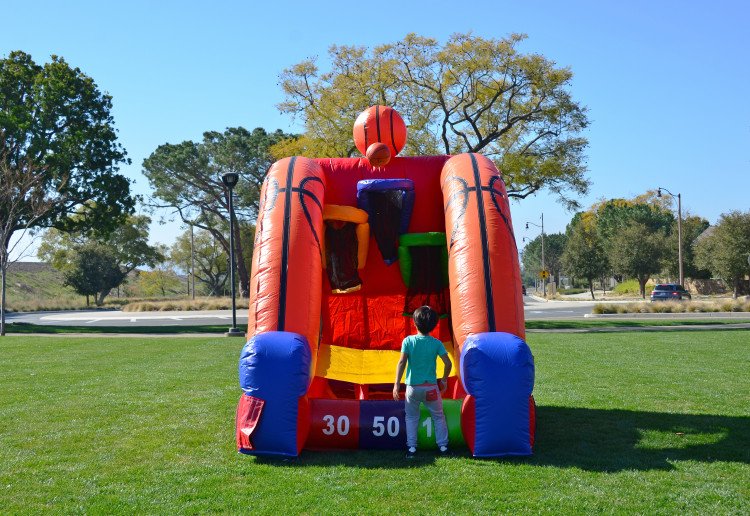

{"left": 5, "top": 309, "right": 244, "bottom": 327}
{"left": 6, "top": 296, "right": 746, "bottom": 327}
{"left": 6, "top": 296, "right": 596, "bottom": 327}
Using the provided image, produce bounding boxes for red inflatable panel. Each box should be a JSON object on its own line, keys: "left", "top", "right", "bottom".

{"left": 441, "top": 153, "right": 525, "bottom": 352}
{"left": 460, "top": 395, "right": 476, "bottom": 454}
{"left": 529, "top": 395, "right": 536, "bottom": 448}
{"left": 236, "top": 394, "right": 265, "bottom": 451}
{"left": 316, "top": 156, "right": 451, "bottom": 352}
{"left": 307, "top": 399, "right": 360, "bottom": 450}
{"left": 247, "top": 156, "right": 326, "bottom": 356}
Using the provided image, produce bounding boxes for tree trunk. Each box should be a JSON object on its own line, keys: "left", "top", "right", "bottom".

{"left": 95, "top": 289, "right": 111, "bottom": 307}
{"left": 233, "top": 217, "right": 249, "bottom": 298}
{"left": 86, "top": 295, "right": 90, "bottom": 307}
{"left": 589, "top": 278, "right": 595, "bottom": 301}
{"left": 638, "top": 276, "right": 647, "bottom": 299}
{"left": 733, "top": 277, "right": 739, "bottom": 300}
{"left": 1, "top": 263, "right": 6, "bottom": 337}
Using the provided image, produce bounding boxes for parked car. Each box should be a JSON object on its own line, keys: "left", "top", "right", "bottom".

{"left": 650, "top": 283, "right": 692, "bottom": 302}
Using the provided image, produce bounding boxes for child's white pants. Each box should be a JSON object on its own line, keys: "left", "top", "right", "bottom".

{"left": 405, "top": 384, "right": 449, "bottom": 448}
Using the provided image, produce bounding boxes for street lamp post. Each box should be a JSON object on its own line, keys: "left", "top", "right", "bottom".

{"left": 657, "top": 187, "right": 683, "bottom": 286}
{"left": 525, "top": 213, "right": 546, "bottom": 296}
{"left": 222, "top": 172, "right": 245, "bottom": 337}
{"left": 190, "top": 224, "right": 196, "bottom": 300}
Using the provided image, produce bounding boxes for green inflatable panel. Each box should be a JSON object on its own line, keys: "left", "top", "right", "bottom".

{"left": 416, "top": 399, "right": 465, "bottom": 449}
{"left": 398, "top": 232, "right": 449, "bottom": 288}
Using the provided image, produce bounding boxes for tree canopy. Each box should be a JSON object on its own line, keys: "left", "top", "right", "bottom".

{"left": 277, "top": 32, "right": 590, "bottom": 208}
{"left": 38, "top": 215, "right": 163, "bottom": 305}
{"left": 608, "top": 222, "right": 665, "bottom": 298}
{"left": 170, "top": 227, "right": 229, "bottom": 296}
{"left": 694, "top": 211, "right": 750, "bottom": 298}
{"left": 0, "top": 51, "right": 134, "bottom": 236}
{"left": 143, "top": 127, "right": 289, "bottom": 296}
{"left": 521, "top": 233, "right": 566, "bottom": 286}
{"left": 1, "top": 50, "right": 133, "bottom": 332}
{"left": 562, "top": 217, "right": 609, "bottom": 299}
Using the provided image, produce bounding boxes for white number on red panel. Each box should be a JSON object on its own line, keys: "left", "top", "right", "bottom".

{"left": 322, "top": 415, "right": 350, "bottom": 436}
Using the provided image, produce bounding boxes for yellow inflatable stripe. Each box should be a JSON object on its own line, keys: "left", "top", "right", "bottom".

{"left": 315, "top": 342, "right": 457, "bottom": 384}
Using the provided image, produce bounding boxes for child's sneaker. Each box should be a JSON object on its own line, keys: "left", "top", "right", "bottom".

{"left": 438, "top": 445, "right": 449, "bottom": 455}
{"left": 405, "top": 447, "right": 417, "bottom": 458}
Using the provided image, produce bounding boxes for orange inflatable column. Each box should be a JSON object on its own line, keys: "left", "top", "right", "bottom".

{"left": 440, "top": 153, "right": 524, "bottom": 352}
{"left": 248, "top": 156, "right": 326, "bottom": 365}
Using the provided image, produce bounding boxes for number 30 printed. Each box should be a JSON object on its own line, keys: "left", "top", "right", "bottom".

{"left": 322, "top": 415, "right": 350, "bottom": 436}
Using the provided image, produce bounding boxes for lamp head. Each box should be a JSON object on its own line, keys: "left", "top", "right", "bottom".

{"left": 222, "top": 172, "right": 239, "bottom": 189}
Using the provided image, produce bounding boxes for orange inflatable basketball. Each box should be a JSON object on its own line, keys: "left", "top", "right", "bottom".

{"left": 366, "top": 142, "right": 391, "bottom": 167}
{"left": 353, "top": 105, "right": 407, "bottom": 157}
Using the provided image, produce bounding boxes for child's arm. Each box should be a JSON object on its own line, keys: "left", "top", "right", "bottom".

{"left": 393, "top": 353, "right": 408, "bottom": 401}
{"left": 438, "top": 353, "right": 452, "bottom": 392}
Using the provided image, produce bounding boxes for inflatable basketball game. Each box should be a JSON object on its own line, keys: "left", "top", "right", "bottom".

{"left": 236, "top": 106, "right": 535, "bottom": 457}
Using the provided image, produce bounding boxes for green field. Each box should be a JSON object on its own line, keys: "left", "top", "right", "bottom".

{"left": 1, "top": 332, "right": 748, "bottom": 514}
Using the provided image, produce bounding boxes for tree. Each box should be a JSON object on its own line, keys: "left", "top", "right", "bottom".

{"left": 665, "top": 214, "right": 711, "bottom": 280}
{"left": 277, "top": 33, "right": 590, "bottom": 208}
{"left": 62, "top": 243, "right": 127, "bottom": 306}
{"left": 137, "top": 266, "right": 183, "bottom": 298}
{"left": 170, "top": 227, "right": 229, "bottom": 296}
{"left": 0, "top": 157, "right": 54, "bottom": 334}
{"left": 694, "top": 211, "right": 750, "bottom": 298}
{"left": 1, "top": 51, "right": 134, "bottom": 332}
{"left": 521, "top": 233, "right": 566, "bottom": 287}
{"left": 562, "top": 216, "right": 609, "bottom": 300}
{"left": 594, "top": 198, "right": 674, "bottom": 244}
{"left": 143, "top": 127, "right": 289, "bottom": 296}
{"left": 39, "top": 215, "right": 163, "bottom": 305}
{"left": 608, "top": 222, "right": 665, "bottom": 298}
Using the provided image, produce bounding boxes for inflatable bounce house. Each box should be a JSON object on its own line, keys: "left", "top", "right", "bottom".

{"left": 236, "top": 106, "right": 535, "bottom": 458}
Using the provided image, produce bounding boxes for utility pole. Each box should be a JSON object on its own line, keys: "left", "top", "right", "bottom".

{"left": 190, "top": 224, "right": 196, "bottom": 300}
{"left": 541, "top": 213, "right": 546, "bottom": 297}
{"left": 222, "top": 172, "right": 244, "bottom": 337}
{"left": 658, "top": 187, "right": 683, "bottom": 286}
{"left": 526, "top": 214, "right": 546, "bottom": 296}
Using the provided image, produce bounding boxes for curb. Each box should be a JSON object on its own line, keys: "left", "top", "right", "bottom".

{"left": 527, "top": 323, "right": 750, "bottom": 333}
{"left": 584, "top": 312, "right": 750, "bottom": 319}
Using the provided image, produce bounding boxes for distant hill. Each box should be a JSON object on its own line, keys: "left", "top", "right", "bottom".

{"left": 3, "top": 262, "right": 190, "bottom": 311}
{"left": 4, "top": 262, "right": 86, "bottom": 311}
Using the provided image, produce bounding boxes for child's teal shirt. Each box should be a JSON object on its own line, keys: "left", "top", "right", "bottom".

{"left": 400, "top": 334, "right": 448, "bottom": 385}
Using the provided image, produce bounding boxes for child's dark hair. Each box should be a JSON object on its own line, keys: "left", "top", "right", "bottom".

{"left": 413, "top": 305, "right": 438, "bottom": 334}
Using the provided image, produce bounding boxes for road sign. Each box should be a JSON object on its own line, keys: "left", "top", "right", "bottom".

{"left": 539, "top": 270, "right": 550, "bottom": 279}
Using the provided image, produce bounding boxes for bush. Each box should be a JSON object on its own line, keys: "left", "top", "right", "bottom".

{"left": 612, "top": 279, "right": 654, "bottom": 296}
{"left": 122, "top": 297, "right": 250, "bottom": 312}
{"left": 559, "top": 288, "right": 588, "bottom": 295}
{"left": 592, "top": 300, "right": 750, "bottom": 314}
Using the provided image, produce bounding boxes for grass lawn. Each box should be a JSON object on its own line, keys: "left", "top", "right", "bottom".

{"left": 1, "top": 332, "right": 748, "bottom": 514}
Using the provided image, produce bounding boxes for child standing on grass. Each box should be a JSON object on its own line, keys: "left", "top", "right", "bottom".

{"left": 393, "top": 305, "right": 452, "bottom": 458}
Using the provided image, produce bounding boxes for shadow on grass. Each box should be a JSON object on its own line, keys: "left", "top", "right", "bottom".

{"left": 254, "top": 449, "right": 439, "bottom": 469}
{"left": 528, "top": 406, "right": 750, "bottom": 472}
{"left": 251, "top": 406, "right": 750, "bottom": 472}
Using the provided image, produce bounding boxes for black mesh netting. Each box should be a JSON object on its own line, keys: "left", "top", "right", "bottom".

{"left": 404, "top": 246, "right": 448, "bottom": 315}
{"left": 367, "top": 190, "right": 404, "bottom": 263}
{"left": 325, "top": 221, "right": 362, "bottom": 292}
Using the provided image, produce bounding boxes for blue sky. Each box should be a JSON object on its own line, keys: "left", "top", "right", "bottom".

{"left": 2, "top": 0, "right": 749, "bottom": 257}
